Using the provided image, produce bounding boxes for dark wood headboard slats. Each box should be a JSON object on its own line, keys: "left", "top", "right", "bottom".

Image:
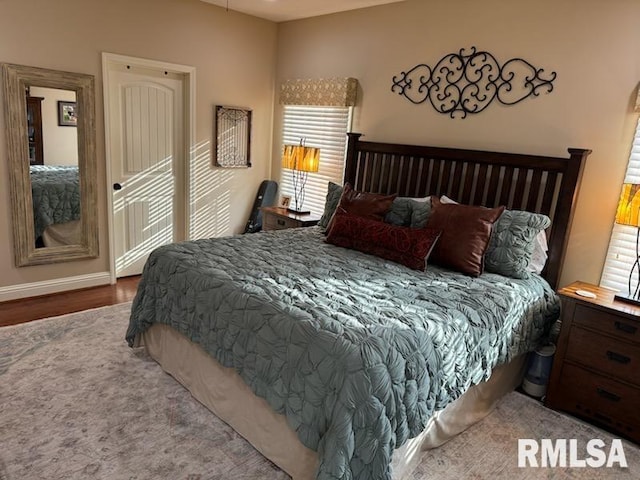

{"left": 526, "top": 170, "right": 543, "bottom": 212}
{"left": 343, "top": 133, "right": 591, "bottom": 289}
{"left": 349, "top": 152, "right": 565, "bottom": 215}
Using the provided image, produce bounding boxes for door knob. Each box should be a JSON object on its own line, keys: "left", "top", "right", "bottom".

{"left": 113, "top": 183, "right": 122, "bottom": 191}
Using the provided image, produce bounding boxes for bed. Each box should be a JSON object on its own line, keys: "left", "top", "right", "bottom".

{"left": 126, "top": 134, "right": 590, "bottom": 480}
{"left": 30, "top": 164, "right": 81, "bottom": 243}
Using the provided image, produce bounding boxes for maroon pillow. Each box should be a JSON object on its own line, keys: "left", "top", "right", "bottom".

{"left": 327, "top": 183, "right": 396, "bottom": 233}
{"left": 426, "top": 196, "right": 505, "bottom": 277}
{"left": 326, "top": 212, "right": 441, "bottom": 271}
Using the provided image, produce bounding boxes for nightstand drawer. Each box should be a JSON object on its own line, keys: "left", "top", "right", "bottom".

{"left": 264, "top": 215, "right": 299, "bottom": 230}
{"left": 553, "top": 364, "right": 640, "bottom": 438}
{"left": 565, "top": 327, "right": 640, "bottom": 386}
{"left": 261, "top": 207, "right": 320, "bottom": 232}
{"left": 573, "top": 304, "right": 639, "bottom": 343}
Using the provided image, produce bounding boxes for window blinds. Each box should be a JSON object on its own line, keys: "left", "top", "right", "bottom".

{"left": 600, "top": 117, "right": 640, "bottom": 294}
{"left": 280, "top": 105, "right": 352, "bottom": 216}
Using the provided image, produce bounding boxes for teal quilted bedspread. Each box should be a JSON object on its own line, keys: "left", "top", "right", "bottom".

{"left": 30, "top": 165, "right": 80, "bottom": 239}
{"left": 126, "top": 227, "right": 559, "bottom": 480}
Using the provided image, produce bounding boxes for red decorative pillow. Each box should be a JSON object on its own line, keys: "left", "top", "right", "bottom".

{"left": 426, "top": 196, "right": 505, "bottom": 276}
{"left": 326, "top": 212, "right": 441, "bottom": 271}
{"left": 327, "top": 183, "right": 396, "bottom": 233}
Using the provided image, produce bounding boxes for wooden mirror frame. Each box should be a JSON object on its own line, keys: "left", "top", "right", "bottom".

{"left": 2, "top": 63, "right": 98, "bottom": 266}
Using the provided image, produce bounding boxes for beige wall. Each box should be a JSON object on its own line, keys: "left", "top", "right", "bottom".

{"left": 0, "top": 0, "right": 277, "bottom": 290}
{"left": 275, "top": 0, "right": 640, "bottom": 288}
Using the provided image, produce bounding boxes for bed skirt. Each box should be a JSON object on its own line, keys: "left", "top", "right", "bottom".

{"left": 139, "top": 324, "right": 526, "bottom": 480}
{"left": 42, "top": 220, "right": 81, "bottom": 246}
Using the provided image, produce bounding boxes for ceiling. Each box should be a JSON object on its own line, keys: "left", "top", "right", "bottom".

{"left": 200, "top": 0, "right": 407, "bottom": 23}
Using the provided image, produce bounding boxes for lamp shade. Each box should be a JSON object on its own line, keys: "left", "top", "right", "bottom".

{"left": 615, "top": 183, "right": 640, "bottom": 227}
{"left": 281, "top": 145, "right": 320, "bottom": 173}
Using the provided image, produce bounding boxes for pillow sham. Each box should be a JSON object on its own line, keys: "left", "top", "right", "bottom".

{"left": 426, "top": 196, "right": 504, "bottom": 277}
{"left": 319, "top": 183, "right": 408, "bottom": 231}
{"left": 439, "top": 195, "right": 550, "bottom": 278}
{"left": 385, "top": 197, "right": 415, "bottom": 226}
{"left": 409, "top": 197, "right": 432, "bottom": 228}
{"left": 326, "top": 212, "right": 441, "bottom": 271}
{"left": 528, "top": 231, "right": 549, "bottom": 274}
{"left": 484, "top": 210, "right": 551, "bottom": 279}
{"left": 327, "top": 183, "right": 396, "bottom": 232}
{"left": 318, "top": 182, "right": 343, "bottom": 229}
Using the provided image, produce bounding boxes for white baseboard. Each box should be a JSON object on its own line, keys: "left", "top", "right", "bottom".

{"left": 0, "top": 272, "right": 112, "bottom": 303}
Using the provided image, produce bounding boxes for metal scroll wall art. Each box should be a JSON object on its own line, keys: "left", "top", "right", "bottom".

{"left": 391, "top": 46, "right": 556, "bottom": 119}
{"left": 214, "top": 105, "right": 252, "bottom": 167}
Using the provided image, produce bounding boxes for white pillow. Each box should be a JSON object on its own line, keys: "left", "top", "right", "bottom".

{"left": 405, "top": 196, "right": 430, "bottom": 202}
{"left": 528, "top": 231, "right": 548, "bottom": 274}
{"left": 439, "top": 195, "right": 548, "bottom": 274}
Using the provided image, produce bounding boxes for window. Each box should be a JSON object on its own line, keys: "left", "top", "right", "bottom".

{"left": 600, "top": 118, "right": 640, "bottom": 293}
{"left": 279, "top": 105, "right": 353, "bottom": 215}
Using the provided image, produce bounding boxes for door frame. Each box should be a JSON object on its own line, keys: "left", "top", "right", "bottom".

{"left": 102, "top": 52, "right": 195, "bottom": 283}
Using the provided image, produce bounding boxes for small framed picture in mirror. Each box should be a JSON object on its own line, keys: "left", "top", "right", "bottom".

{"left": 58, "top": 101, "right": 77, "bottom": 126}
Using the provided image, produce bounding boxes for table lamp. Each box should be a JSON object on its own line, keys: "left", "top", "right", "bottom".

{"left": 614, "top": 183, "right": 640, "bottom": 305}
{"left": 281, "top": 142, "right": 320, "bottom": 214}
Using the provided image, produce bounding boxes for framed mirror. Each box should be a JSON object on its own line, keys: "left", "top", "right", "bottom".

{"left": 2, "top": 63, "right": 98, "bottom": 266}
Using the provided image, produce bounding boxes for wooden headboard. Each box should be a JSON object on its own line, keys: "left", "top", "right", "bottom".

{"left": 343, "top": 133, "right": 591, "bottom": 289}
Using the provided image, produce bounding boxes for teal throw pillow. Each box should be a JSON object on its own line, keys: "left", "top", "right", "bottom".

{"left": 409, "top": 198, "right": 432, "bottom": 228}
{"left": 484, "top": 210, "right": 551, "bottom": 279}
{"left": 385, "top": 198, "right": 415, "bottom": 227}
{"left": 318, "top": 182, "right": 343, "bottom": 230}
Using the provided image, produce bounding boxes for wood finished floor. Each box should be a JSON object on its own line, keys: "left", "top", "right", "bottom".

{"left": 0, "top": 276, "right": 140, "bottom": 327}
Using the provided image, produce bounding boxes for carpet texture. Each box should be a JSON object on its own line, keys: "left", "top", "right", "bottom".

{"left": 0, "top": 303, "right": 637, "bottom": 480}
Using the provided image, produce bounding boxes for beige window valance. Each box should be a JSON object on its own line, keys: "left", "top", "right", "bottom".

{"left": 280, "top": 77, "right": 358, "bottom": 107}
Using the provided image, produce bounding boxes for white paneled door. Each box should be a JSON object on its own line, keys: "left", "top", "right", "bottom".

{"left": 105, "top": 59, "right": 187, "bottom": 277}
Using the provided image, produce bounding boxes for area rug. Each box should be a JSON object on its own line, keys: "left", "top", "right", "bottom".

{"left": 0, "top": 303, "right": 637, "bottom": 480}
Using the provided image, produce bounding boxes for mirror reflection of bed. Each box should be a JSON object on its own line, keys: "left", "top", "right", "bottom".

{"left": 26, "top": 86, "right": 81, "bottom": 248}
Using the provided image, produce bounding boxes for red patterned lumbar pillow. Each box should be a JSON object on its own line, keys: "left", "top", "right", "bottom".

{"left": 326, "top": 212, "right": 441, "bottom": 271}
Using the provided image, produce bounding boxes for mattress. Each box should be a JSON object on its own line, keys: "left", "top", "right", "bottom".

{"left": 126, "top": 226, "right": 559, "bottom": 479}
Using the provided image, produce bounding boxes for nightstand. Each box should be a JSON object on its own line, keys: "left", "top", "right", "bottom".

{"left": 545, "top": 281, "right": 640, "bottom": 444}
{"left": 261, "top": 207, "right": 321, "bottom": 231}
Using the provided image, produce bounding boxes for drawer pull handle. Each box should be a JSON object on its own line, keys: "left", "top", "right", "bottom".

{"left": 615, "top": 321, "right": 637, "bottom": 335}
{"left": 277, "top": 219, "right": 286, "bottom": 226}
{"left": 596, "top": 388, "right": 621, "bottom": 402}
{"left": 606, "top": 351, "right": 631, "bottom": 364}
